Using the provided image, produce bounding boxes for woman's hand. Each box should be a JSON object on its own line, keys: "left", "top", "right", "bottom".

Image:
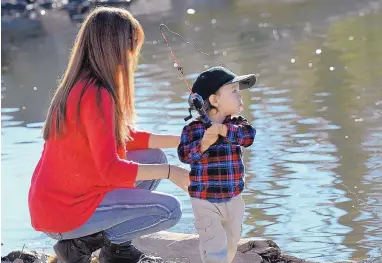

{"left": 168, "top": 165, "right": 190, "bottom": 192}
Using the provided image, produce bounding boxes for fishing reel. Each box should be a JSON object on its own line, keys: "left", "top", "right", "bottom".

{"left": 184, "top": 93, "right": 212, "bottom": 128}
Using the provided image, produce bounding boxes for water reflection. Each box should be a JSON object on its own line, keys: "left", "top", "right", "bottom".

{"left": 2, "top": 0, "right": 382, "bottom": 261}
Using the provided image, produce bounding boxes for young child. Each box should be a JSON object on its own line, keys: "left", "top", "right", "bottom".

{"left": 177, "top": 66, "right": 257, "bottom": 263}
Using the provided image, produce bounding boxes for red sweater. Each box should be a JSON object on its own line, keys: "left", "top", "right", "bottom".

{"left": 28, "top": 79, "right": 151, "bottom": 233}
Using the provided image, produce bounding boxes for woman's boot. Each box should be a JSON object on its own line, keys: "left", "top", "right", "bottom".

{"left": 53, "top": 232, "right": 104, "bottom": 263}
{"left": 98, "top": 239, "right": 163, "bottom": 263}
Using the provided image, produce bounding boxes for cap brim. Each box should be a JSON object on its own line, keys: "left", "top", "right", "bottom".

{"left": 227, "top": 74, "right": 257, "bottom": 90}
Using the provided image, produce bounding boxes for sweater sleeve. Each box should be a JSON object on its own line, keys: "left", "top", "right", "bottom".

{"left": 224, "top": 116, "right": 256, "bottom": 147}
{"left": 126, "top": 130, "right": 152, "bottom": 151}
{"left": 177, "top": 122, "right": 209, "bottom": 164}
{"left": 81, "top": 87, "right": 138, "bottom": 187}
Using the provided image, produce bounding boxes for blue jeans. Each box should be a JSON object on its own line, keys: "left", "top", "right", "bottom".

{"left": 46, "top": 149, "right": 182, "bottom": 244}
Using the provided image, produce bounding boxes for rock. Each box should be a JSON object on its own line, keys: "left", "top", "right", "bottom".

{"left": 1, "top": 250, "right": 39, "bottom": 263}
{"left": 0, "top": 250, "right": 60, "bottom": 263}
{"left": 0, "top": 231, "right": 367, "bottom": 263}
{"left": 236, "top": 237, "right": 282, "bottom": 262}
{"left": 132, "top": 231, "right": 264, "bottom": 263}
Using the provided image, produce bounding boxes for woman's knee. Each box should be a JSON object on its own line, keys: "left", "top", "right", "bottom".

{"left": 147, "top": 192, "right": 182, "bottom": 227}
{"left": 149, "top": 148, "right": 168, "bottom": 164}
{"left": 127, "top": 148, "right": 168, "bottom": 165}
{"left": 103, "top": 195, "right": 182, "bottom": 242}
{"left": 166, "top": 195, "right": 182, "bottom": 225}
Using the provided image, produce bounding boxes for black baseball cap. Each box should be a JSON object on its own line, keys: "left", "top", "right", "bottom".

{"left": 191, "top": 66, "right": 257, "bottom": 100}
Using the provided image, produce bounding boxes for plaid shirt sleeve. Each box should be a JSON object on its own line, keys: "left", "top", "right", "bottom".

{"left": 224, "top": 116, "right": 256, "bottom": 147}
{"left": 177, "top": 122, "right": 209, "bottom": 164}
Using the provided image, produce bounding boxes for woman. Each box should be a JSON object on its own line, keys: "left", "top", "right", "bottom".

{"left": 28, "top": 6, "right": 190, "bottom": 263}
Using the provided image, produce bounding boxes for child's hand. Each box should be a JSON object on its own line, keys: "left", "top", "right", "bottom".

{"left": 201, "top": 124, "right": 221, "bottom": 152}
{"left": 206, "top": 123, "right": 227, "bottom": 137}
{"left": 207, "top": 123, "right": 224, "bottom": 135}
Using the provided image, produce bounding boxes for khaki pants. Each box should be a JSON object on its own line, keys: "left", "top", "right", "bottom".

{"left": 191, "top": 195, "right": 245, "bottom": 263}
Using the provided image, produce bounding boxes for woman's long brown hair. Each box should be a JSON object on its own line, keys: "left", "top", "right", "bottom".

{"left": 42, "top": 7, "right": 144, "bottom": 146}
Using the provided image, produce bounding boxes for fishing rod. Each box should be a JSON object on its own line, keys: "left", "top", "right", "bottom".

{"left": 159, "top": 23, "right": 212, "bottom": 128}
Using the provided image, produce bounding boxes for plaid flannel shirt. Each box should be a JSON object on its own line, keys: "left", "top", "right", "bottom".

{"left": 177, "top": 115, "right": 256, "bottom": 203}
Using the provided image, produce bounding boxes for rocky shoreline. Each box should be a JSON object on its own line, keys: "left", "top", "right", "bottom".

{"left": 2, "top": 231, "right": 377, "bottom": 263}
